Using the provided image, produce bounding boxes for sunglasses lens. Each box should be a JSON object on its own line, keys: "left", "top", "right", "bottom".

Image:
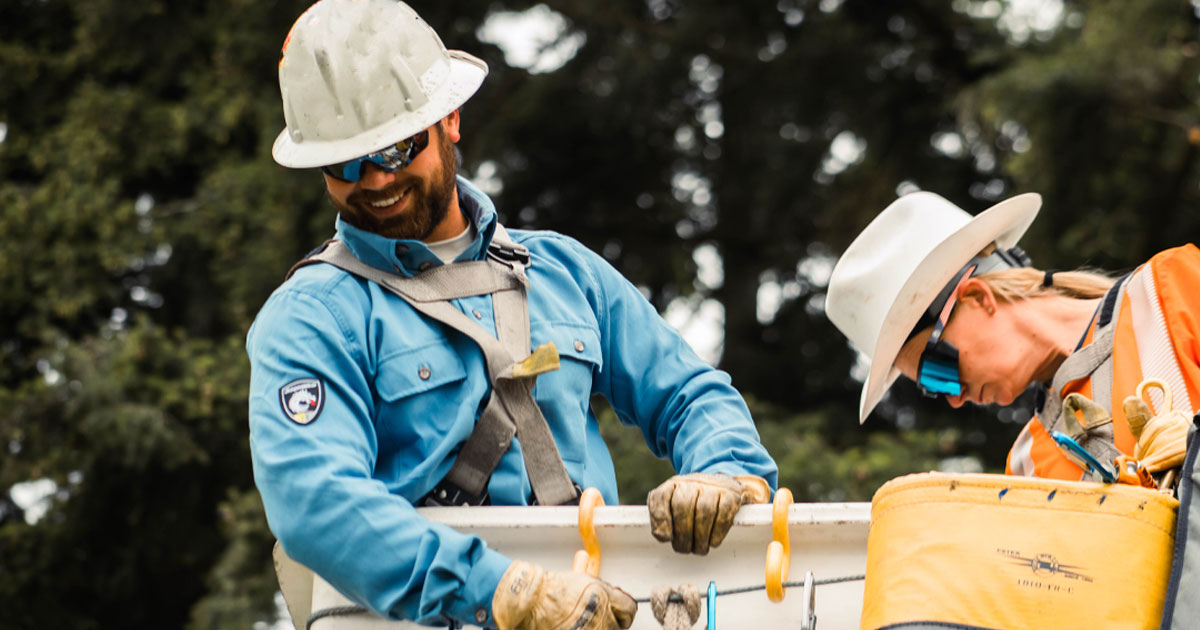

{"left": 320, "top": 131, "right": 430, "bottom": 183}
{"left": 917, "top": 342, "right": 961, "bottom": 397}
{"left": 395, "top": 132, "right": 426, "bottom": 154}
{"left": 322, "top": 159, "right": 364, "bottom": 182}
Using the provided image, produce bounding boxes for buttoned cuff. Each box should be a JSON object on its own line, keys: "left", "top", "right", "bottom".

{"left": 446, "top": 548, "right": 512, "bottom": 628}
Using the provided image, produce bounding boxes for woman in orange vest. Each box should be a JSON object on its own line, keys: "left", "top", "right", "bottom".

{"left": 824, "top": 191, "right": 1196, "bottom": 482}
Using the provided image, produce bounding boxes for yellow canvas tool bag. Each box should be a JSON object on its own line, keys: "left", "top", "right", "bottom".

{"left": 861, "top": 472, "right": 1178, "bottom": 630}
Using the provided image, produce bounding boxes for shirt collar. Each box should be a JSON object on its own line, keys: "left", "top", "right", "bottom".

{"left": 334, "top": 175, "right": 500, "bottom": 277}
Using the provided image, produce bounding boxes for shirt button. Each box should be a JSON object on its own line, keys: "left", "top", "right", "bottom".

{"left": 394, "top": 244, "right": 409, "bottom": 255}
{"left": 418, "top": 365, "right": 431, "bottom": 380}
{"left": 474, "top": 609, "right": 489, "bottom": 624}
{"left": 472, "top": 309, "right": 483, "bottom": 320}
{"left": 418, "top": 261, "right": 432, "bottom": 271}
{"left": 573, "top": 340, "right": 585, "bottom": 352}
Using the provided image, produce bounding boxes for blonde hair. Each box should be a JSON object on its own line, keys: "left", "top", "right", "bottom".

{"left": 974, "top": 267, "right": 1116, "bottom": 302}
{"left": 961, "top": 242, "right": 1116, "bottom": 302}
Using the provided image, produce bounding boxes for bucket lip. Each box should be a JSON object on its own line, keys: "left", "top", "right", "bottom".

{"left": 418, "top": 502, "right": 872, "bottom": 529}
{"left": 871, "top": 472, "right": 1179, "bottom": 514}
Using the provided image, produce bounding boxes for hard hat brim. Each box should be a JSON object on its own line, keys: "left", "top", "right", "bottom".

{"left": 272, "top": 51, "right": 488, "bottom": 169}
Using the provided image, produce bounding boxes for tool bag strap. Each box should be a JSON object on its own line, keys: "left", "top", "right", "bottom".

{"left": 296, "top": 228, "right": 578, "bottom": 507}
{"left": 1038, "top": 274, "right": 1132, "bottom": 469}
{"left": 1162, "top": 419, "right": 1200, "bottom": 629}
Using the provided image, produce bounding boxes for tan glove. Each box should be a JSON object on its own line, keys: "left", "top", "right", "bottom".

{"left": 647, "top": 473, "right": 771, "bottom": 555}
{"left": 492, "top": 560, "right": 637, "bottom": 630}
{"left": 1125, "top": 394, "right": 1190, "bottom": 473}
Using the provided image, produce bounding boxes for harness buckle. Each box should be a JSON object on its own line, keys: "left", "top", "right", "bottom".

{"left": 420, "top": 480, "right": 491, "bottom": 507}
{"left": 487, "top": 244, "right": 531, "bottom": 268}
{"left": 421, "top": 480, "right": 582, "bottom": 507}
{"left": 529, "top": 482, "right": 583, "bottom": 506}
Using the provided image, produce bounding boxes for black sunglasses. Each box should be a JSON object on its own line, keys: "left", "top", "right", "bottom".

{"left": 321, "top": 130, "right": 430, "bottom": 183}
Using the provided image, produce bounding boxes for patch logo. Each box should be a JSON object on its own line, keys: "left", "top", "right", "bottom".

{"left": 280, "top": 378, "right": 324, "bottom": 425}
{"left": 999, "top": 548, "right": 1092, "bottom": 582}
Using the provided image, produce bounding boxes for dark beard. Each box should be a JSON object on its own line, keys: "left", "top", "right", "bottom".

{"left": 331, "top": 129, "right": 458, "bottom": 240}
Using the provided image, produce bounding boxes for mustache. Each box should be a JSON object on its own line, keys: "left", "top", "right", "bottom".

{"left": 348, "top": 178, "right": 418, "bottom": 205}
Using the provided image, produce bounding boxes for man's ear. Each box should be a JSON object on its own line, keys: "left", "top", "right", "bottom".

{"left": 958, "top": 277, "right": 998, "bottom": 315}
{"left": 441, "top": 109, "right": 461, "bottom": 143}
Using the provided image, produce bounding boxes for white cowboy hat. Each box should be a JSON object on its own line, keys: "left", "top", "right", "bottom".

{"left": 825, "top": 191, "right": 1041, "bottom": 423}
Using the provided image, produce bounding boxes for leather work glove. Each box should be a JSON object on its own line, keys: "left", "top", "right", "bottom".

{"left": 647, "top": 473, "right": 771, "bottom": 555}
{"left": 1125, "top": 394, "right": 1190, "bottom": 473}
{"left": 492, "top": 560, "right": 637, "bottom": 630}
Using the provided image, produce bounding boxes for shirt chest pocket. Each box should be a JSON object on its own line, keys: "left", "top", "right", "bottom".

{"left": 532, "top": 323, "right": 602, "bottom": 382}
{"left": 375, "top": 342, "right": 469, "bottom": 421}
{"left": 373, "top": 340, "right": 475, "bottom": 462}
{"left": 528, "top": 324, "right": 602, "bottom": 461}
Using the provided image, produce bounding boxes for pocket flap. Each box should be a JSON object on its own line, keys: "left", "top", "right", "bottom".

{"left": 376, "top": 343, "right": 467, "bottom": 401}
{"left": 532, "top": 323, "right": 602, "bottom": 371}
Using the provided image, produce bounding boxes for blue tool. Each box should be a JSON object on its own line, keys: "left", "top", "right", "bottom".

{"left": 1051, "top": 431, "right": 1117, "bottom": 483}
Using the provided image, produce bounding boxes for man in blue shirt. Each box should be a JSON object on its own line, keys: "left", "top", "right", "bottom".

{"left": 248, "top": 1, "right": 778, "bottom": 628}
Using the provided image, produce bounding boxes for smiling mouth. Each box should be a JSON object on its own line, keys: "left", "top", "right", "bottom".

{"left": 366, "top": 187, "right": 411, "bottom": 214}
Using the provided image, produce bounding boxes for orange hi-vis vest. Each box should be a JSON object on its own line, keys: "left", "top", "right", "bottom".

{"left": 1007, "top": 245, "right": 1200, "bottom": 480}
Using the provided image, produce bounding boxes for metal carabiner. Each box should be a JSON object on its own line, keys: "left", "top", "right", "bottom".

{"left": 1051, "top": 431, "right": 1117, "bottom": 483}
{"left": 800, "top": 570, "right": 817, "bottom": 630}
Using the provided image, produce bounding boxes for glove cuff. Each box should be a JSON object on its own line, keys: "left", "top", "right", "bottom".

{"left": 492, "top": 560, "right": 544, "bottom": 630}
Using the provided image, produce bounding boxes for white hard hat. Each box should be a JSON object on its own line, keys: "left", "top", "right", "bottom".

{"left": 272, "top": 0, "right": 488, "bottom": 169}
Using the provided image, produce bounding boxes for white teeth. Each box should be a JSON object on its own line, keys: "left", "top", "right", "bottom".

{"left": 370, "top": 189, "right": 407, "bottom": 208}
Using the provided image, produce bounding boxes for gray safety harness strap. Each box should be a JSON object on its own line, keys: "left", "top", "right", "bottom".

{"left": 291, "top": 226, "right": 578, "bottom": 507}
{"left": 1038, "top": 274, "right": 1131, "bottom": 472}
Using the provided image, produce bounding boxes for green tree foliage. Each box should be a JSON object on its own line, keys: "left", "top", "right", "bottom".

{"left": 1, "top": 0, "right": 1198, "bottom": 626}
{"left": 0, "top": 1, "right": 323, "bottom": 626}
{"left": 961, "top": 1, "right": 1200, "bottom": 268}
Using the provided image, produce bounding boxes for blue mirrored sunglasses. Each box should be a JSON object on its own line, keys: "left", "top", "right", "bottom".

{"left": 321, "top": 130, "right": 430, "bottom": 183}
{"left": 917, "top": 325, "right": 961, "bottom": 397}
{"left": 915, "top": 266, "right": 977, "bottom": 398}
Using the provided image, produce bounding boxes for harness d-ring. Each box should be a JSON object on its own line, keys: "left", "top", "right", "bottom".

{"left": 1136, "top": 378, "right": 1173, "bottom": 414}
{"left": 765, "top": 487, "right": 793, "bottom": 602}
{"left": 571, "top": 487, "right": 604, "bottom": 577}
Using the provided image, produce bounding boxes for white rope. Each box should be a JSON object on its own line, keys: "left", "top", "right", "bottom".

{"left": 650, "top": 584, "right": 701, "bottom": 630}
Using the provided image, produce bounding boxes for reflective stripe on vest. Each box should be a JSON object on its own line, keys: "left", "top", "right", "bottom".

{"left": 1126, "top": 263, "right": 1193, "bottom": 414}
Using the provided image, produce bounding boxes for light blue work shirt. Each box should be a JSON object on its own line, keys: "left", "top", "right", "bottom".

{"left": 247, "top": 177, "right": 777, "bottom": 627}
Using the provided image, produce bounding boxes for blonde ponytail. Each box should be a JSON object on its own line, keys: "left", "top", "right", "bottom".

{"left": 975, "top": 267, "right": 1116, "bottom": 303}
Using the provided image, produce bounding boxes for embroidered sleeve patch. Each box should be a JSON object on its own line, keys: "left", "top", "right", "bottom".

{"left": 279, "top": 378, "right": 325, "bottom": 425}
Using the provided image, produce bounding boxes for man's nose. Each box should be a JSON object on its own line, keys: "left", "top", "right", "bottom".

{"left": 945, "top": 393, "right": 966, "bottom": 409}
{"left": 356, "top": 163, "right": 398, "bottom": 189}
